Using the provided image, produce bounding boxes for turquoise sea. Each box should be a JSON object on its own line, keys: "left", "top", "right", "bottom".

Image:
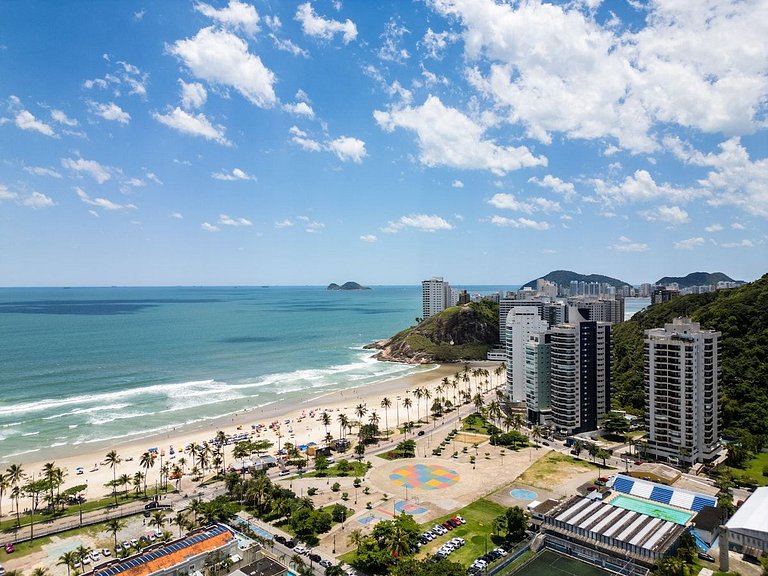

{"left": 0, "top": 287, "right": 647, "bottom": 464}
{"left": 0, "top": 285, "right": 516, "bottom": 464}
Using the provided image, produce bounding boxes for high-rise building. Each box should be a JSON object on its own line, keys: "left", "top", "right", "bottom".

{"left": 422, "top": 277, "right": 452, "bottom": 318}
{"left": 525, "top": 333, "right": 552, "bottom": 425}
{"left": 499, "top": 297, "right": 547, "bottom": 344}
{"left": 566, "top": 296, "right": 625, "bottom": 324}
{"left": 550, "top": 307, "right": 611, "bottom": 434}
{"left": 505, "top": 307, "right": 549, "bottom": 404}
{"left": 652, "top": 287, "right": 679, "bottom": 305}
{"left": 644, "top": 318, "right": 721, "bottom": 465}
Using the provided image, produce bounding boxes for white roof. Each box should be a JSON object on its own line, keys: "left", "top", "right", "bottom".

{"left": 726, "top": 487, "right": 768, "bottom": 538}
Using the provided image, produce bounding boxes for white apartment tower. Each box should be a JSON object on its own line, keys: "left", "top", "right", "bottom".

{"left": 506, "top": 307, "right": 549, "bottom": 404}
{"left": 525, "top": 333, "right": 552, "bottom": 425}
{"left": 644, "top": 318, "right": 721, "bottom": 465}
{"left": 422, "top": 277, "right": 452, "bottom": 319}
{"left": 550, "top": 307, "right": 611, "bottom": 434}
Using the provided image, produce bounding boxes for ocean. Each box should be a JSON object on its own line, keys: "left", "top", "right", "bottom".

{"left": 0, "top": 285, "right": 512, "bottom": 464}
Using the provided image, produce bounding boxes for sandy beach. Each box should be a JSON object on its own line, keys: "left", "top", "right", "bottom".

{"left": 0, "top": 361, "right": 504, "bottom": 515}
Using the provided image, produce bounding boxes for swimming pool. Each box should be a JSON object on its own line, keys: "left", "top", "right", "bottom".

{"left": 609, "top": 494, "right": 693, "bottom": 525}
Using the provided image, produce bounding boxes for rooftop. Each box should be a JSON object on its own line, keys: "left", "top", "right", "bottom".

{"left": 726, "top": 487, "right": 768, "bottom": 537}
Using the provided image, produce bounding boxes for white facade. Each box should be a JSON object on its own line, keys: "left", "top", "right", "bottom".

{"left": 724, "top": 488, "right": 768, "bottom": 555}
{"left": 644, "top": 318, "right": 721, "bottom": 465}
{"left": 422, "top": 277, "right": 451, "bottom": 319}
{"left": 525, "top": 333, "right": 551, "bottom": 425}
{"left": 505, "top": 307, "right": 549, "bottom": 403}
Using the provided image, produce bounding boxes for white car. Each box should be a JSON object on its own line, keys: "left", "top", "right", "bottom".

{"left": 90, "top": 550, "right": 101, "bottom": 561}
{"left": 294, "top": 545, "right": 307, "bottom": 555}
{"left": 102, "top": 549, "right": 112, "bottom": 557}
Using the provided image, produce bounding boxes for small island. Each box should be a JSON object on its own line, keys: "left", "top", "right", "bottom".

{"left": 327, "top": 281, "right": 371, "bottom": 291}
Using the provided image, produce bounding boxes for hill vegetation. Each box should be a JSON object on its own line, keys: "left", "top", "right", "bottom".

{"left": 612, "top": 273, "right": 768, "bottom": 444}
{"left": 654, "top": 271, "right": 738, "bottom": 288}
{"left": 327, "top": 281, "right": 371, "bottom": 290}
{"left": 522, "top": 269, "right": 630, "bottom": 289}
{"left": 368, "top": 301, "right": 499, "bottom": 363}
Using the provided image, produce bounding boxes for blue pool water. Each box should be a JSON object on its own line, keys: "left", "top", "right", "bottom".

{"left": 610, "top": 494, "right": 694, "bottom": 525}
{"left": 510, "top": 488, "right": 538, "bottom": 501}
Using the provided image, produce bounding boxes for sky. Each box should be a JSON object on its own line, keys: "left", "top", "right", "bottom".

{"left": 1, "top": 0, "right": 766, "bottom": 287}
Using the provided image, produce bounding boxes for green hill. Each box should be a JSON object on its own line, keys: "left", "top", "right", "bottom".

{"left": 368, "top": 300, "right": 499, "bottom": 363}
{"left": 522, "top": 270, "right": 631, "bottom": 290}
{"left": 611, "top": 273, "right": 768, "bottom": 437}
{"left": 654, "top": 271, "right": 738, "bottom": 288}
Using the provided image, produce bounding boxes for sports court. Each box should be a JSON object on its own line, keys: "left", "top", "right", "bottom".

{"left": 388, "top": 463, "right": 460, "bottom": 490}
{"left": 507, "top": 549, "right": 612, "bottom": 576}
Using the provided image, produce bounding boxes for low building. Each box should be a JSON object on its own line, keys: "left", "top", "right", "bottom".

{"left": 93, "top": 524, "right": 242, "bottom": 576}
{"left": 231, "top": 556, "right": 290, "bottom": 576}
{"left": 722, "top": 487, "right": 768, "bottom": 556}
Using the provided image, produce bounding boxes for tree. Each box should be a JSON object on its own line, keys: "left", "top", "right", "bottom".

{"left": 596, "top": 449, "right": 611, "bottom": 468}
{"left": 0, "top": 472, "right": 8, "bottom": 518}
{"left": 315, "top": 454, "right": 330, "bottom": 476}
{"left": 414, "top": 388, "right": 423, "bottom": 423}
{"left": 402, "top": 397, "right": 412, "bottom": 432}
{"left": 105, "top": 450, "right": 122, "bottom": 506}
{"left": 572, "top": 440, "right": 583, "bottom": 458}
{"left": 104, "top": 518, "right": 126, "bottom": 550}
{"left": 321, "top": 411, "right": 331, "bottom": 440}
{"left": 348, "top": 528, "right": 365, "bottom": 554}
{"left": 140, "top": 451, "right": 154, "bottom": 496}
{"left": 496, "top": 506, "right": 528, "bottom": 542}
{"left": 338, "top": 413, "right": 350, "bottom": 441}
{"left": 355, "top": 403, "right": 368, "bottom": 426}
{"left": 215, "top": 430, "right": 227, "bottom": 472}
{"left": 380, "top": 397, "right": 391, "bottom": 436}
{"left": 149, "top": 510, "right": 167, "bottom": 532}
{"left": 57, "top": 551, "right": 78, "bottom": 576}
{"left": 602, "top": 412, "right": 630, "bottom": 436}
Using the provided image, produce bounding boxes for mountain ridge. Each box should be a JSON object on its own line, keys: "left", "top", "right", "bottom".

{"left": 522, "top": 270, "right": 631, "bottom": 289}
{"left": 654, "top": 271, "right": 738, "bottom": 288}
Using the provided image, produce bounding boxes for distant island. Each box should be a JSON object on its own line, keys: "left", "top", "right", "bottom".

{"left": 522, "top": 269, "right": 631, "bottom": 289}
{"left": 654, "top": 271, "right": 739, "bottom": 289}
{"left": 327, "top": 281, "right": 371, "bottom": 291}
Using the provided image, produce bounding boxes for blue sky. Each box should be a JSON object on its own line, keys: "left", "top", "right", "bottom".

{"left": 1, "top": 0, "right": 766, "bottom": 287}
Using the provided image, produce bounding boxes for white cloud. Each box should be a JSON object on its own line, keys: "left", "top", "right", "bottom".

{"left": 489, "top": 215, "right": 550, "bottom": 230}
{"left": 212, "top": 168, "right": 256, "bottom": 181}
{"left": 327, "top": 136, "right": 366, "bottom": 163}
{"left": 295, "top": 3, "right": 357, "bottom": 44}
{"left": 133, "top": 9, "right": 145, "bottom": 21}
{"left": 0, "top": 184, "right": 18, "bottom": 202}
{"left": 274, "top": 219, "right": 294, "bottom": 228}
{"left": 145, "top": 172, "right": 163, "bottom": 185}
{"left": 731, "top": 222, "right": 746, "bottom": 230}
{"left": 179, "top": 80, "right": 207, "bottom": 110}
{"left": 15, "top": 110, "right": 56, "bottom": 137}
{"left": 62, "top": 157, "right": 112, "bottom": 183}
{"left": 24, "top": 166, "right": 62, "bottom": 178}
{"left": 88, "top": 101, "right": 130, "bottom": 124}
{"left": 360, "top": 234, "right": 378, "bottom": 242}
{"left": 169, "top": 26, "right": 277, "bottom": 108}
{"left": 420, "top": 28, "right": 459, "bottom": 59}
{"left": 488, "top": 193, "right": 559, "bottom": 214}
{"left": 218, "top": 214, "right": 252, "bottom": 226}
{"left": 705, "top": 223, "right": 723, "bottom": 232}
{"left": 201, "top": 222, "right": 220, "bottom": 232}
{"left": 382, "top": 214, "right": 453, "bottom": 233}
{"left": 721, "top": 239, "right": 754, "bottom": 248}
{"left": 75, "top": 186, "right": 136, "bottom": 210}
{"left": 378, "top": 17, "right": 410, "bottom": 63}
{"left": 609, "top": 236, "right": 649, "bottom": 252}
{"left": 305, "top": 220, "right": 325, "bottom": 233}
{"left": 194, "top": 0, "right": 260, "bottom": 36}
{"left": 528, "top": 175, "right": 576, "bottom": 200}
{"left": 374, "top": 96, "right": 546, "bottom": 175}
{"left": 270, "top": 34, "right": 309, "bottom": 57}
{"left": 674, "top": 237, "right": 705, "bottom": 250}
{"left": 50, "top": 109, "right": 78, "bottom": 126}
{"left": 171, "top": 212, "right": 184, "bottom": 220}
{"left": 593, "top": 169, "right": 702, "bottom": 205}
{"left": 284, "top": 101, "right": 315, "bottom": 117}
{"left": 152, "top": 107, "right": 231, "bottom": 145}
{"left": 640, "top": 205, "right": 690, "bottom": 224}
{"left": 20, "top": 191, "right": 55, "bottom": 209}
{"left": 432, "top": 0, "right": 768, "bottom": 153}
{"left": 452, "top": 180, "right": 464, "bottom": 188}
{"left": 289, "top": 126, "right": 322, "bottom": 152}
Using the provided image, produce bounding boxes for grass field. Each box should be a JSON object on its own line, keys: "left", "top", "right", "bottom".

{"left": 505, "top": 549, "right": 612, "bottom": 576}
{"left": 731, "top": 452, "right": 768, "bottom": 487}
{"left": 417, "top": 498, "right": 507, "bottom": 567}
{"left": 517, "top": 452, "right": 608, "bottom": 490}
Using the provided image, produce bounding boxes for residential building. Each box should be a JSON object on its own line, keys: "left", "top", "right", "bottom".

{"left": 566, "top": 296, "right": 625, "bottom": 324}
{"left": 506, "top": 307, "right": 549, "bottom": 404}
{"left": 525, "top": 333, "right": 551, "bottom": 425}
{"left": 550, "top": 307, "right": 611, "bottom": 434}
{"left": 644, "top": 318, "right": 721, "bottom": 465}
{"left": 422, "top": 277, "right": 452, "bottom": 318}
{"left": 652, "top": 287, "right": 679, "bottom": 305}
{"left": 499, "top": 297, "right": 548, "bottom": 344}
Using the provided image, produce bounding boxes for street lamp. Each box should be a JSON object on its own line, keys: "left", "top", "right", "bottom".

{"left": 333, "top": 534, "right": 336, "bottom": 554}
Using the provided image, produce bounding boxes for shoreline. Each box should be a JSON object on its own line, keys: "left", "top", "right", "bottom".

{"left": 1, "top": 360, "right": 502, "bottom": 514}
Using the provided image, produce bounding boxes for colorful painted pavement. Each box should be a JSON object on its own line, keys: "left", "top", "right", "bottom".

{"left": 389, "top": 463, "right": 460, "bottom": 490}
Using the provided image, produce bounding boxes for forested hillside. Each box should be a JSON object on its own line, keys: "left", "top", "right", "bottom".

{"left": 612, "top": 273, "right": 768, "bottom": 440}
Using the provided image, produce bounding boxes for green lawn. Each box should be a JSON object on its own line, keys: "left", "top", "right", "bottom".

{"left": 731, "top": 452, "right": 768, "bottom": 487}
{"left": 418, "top": 498, "right": 508, "bottom": 567}
{"left": 304, "top": 460, "right": 369, "bottom": 478}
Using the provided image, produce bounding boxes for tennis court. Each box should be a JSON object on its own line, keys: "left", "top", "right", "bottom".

{"left": 508, "top": 549, "right": 612, "bottom": 576}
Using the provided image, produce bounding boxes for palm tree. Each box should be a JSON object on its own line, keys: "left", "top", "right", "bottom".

{"left": 337, "top": 413, "right": 349, "bottom": 442}
{"left": 57, "top": 551, "right": 78, "bottom": 576}
{"left": 149, "top": 510, "right": 167, "bottom": 532}
{"left": 402, "top": 397, "right": 412, "bottom": 432}
{"left": 380, "top": 397, "right": 391, "bottom": 436}
{"left": 174, "top": 511, "right": 189, "bottom": 537}
{"left": 413, "top": 388, "right": 423, "bottom": 423}
{"left": 32, "top": 568, "right": 49, "bottom": 576}
{"left": 321, "top": 411, "right": 331, "bottom": 440}
{"left": 354, "top": 403, "right": 367, "bottom": 426}
{"left": 104, "top": 518, "right": 126, "bottom": 550}
{"left": 215, "top": 430, "right": 227, "bottom": 471}
{"left": 105, "top": 450, "right": 122, "bottom": 505}
{"left": 75, "top": 545, "right": 92, "bottom": 567}
{"left": 386, "top": 524, "right": 412, "bottom": 559}
{"left": 6, "top": 463, "right": 24, "bottom": 523}
{"left": 531, "top": 426, "right": 542, "bottom": 447}
{"left": 473, "top": 393, "right": 484, "bottom": 414}
{"left": 348, "top": 527, "right": 365, "bottom": 555}
{"left": 132, "top": 471, "right": 144, "bottom": 497}
{"left": 423, "top": 389, "right": 432, "bottom": 421}
{"left": 0, "top": 472, "right": 8, "bottom": 518}
{"left": 42, "top": 462, "right": 57, "bottom": 512}
{"left": 10, "top": 485, "right": 21, "bottom": 527}
{"left": 140, "top": 451, "right": 154, "bottom": 496}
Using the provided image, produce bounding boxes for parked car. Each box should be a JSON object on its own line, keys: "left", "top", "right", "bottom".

{"left": 2, "top": 544, "right": 13, "bottom": 554}
{"left": 308, "top": 553, "right": 321, "bottom": 562}
{"left": 319, "top": 559, "right": 332, "bottom": 568}
{"left": 417, "top": 430, "right": 425, "bottom": 436}
{"left": 101, "top": 548, "right": 111, "bottom": 557}
{"left": 698, "top": 552, "right": 715, "bottom": 562}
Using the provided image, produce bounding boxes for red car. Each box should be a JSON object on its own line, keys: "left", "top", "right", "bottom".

{"left": 4, "top": 543, "right": 14, "bottom": 553}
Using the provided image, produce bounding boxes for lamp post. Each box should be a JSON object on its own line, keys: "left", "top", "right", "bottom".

{"left": 333, "top": 534, "right": 336, "bottom": 554}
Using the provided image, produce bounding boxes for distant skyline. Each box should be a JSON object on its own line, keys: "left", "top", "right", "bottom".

{"left": 1, "top": 1, "right": 766, "bottom": 287}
